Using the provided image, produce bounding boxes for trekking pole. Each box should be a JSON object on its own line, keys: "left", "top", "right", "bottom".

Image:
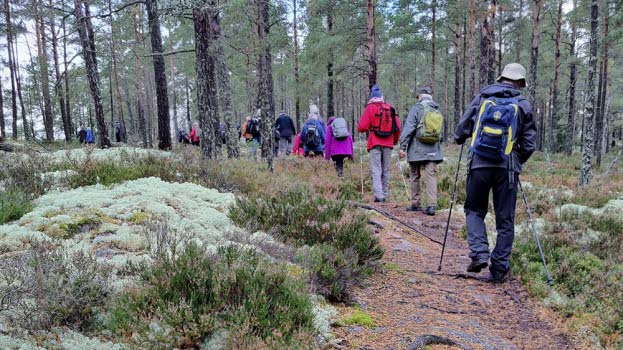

{"left": 358, "top": 133, "right": 365, "bottom": 196}
{"left": 394, "top": 148, "right": 410, "bottom": 201}
{"left": 518, "top": 179, "right": 554, "bottom": 286}
{"left": 438, "top": 144, "right": 465, "bottom": 271}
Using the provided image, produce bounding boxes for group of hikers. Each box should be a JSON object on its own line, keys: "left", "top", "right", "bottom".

{"left": 244, "top": 62, "right": 533, "bottom": 284}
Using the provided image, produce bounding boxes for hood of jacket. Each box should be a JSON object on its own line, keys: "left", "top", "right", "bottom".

{"left": 479, "top": 82, "right": 522, "bottom": 99}
{"left": 420, "top": 99, "right": 440, "bottom": 109}
{"left": 327, "top": 117, "right": 336, "bottom": 125}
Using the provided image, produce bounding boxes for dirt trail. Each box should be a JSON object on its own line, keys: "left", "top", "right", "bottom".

{"left": 336, "top": 200, "right": 572, "bottom": 350}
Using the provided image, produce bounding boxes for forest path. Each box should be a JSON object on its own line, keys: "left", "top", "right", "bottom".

{"left": 335, "top": 200, "right": 572, "bottom": 350}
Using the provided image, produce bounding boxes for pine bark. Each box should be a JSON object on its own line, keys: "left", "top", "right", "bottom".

{"left": 327, "top": 7, "right": 335, "bottom": 119}
{"left": 49, "top": 0, "right": 70, "bottom": 141}
{"left": 453, "top": 1, "right": 461, "bottom": 134}
{"left": 35, "top": 2, "right": 54, "bottom": 140}
{"left": 579, "top": 0, "right": 599, "bottom": 186}
{"left": 132, "top": 8, "right": 148, "bottom": 146}
{"left": 215, "top": 16, "right": 240, "bottom": 158}
{"left": 3, "top": 0, "right": 18, "bottom": 140}
{"left": 479, "top": 11, "right": 490, "bottom": 89}
{"left": 74, "top": 0, "right": 111, "bottom": 147}
{"left": 549, "top": 0, "right": 563, "bottom": 153}
{"left": 255, "top": 0, "right": 275, "bottom": 170}
{"left": 145, "top": 0, "right": 171, "bottom": 150}
{"left": 595, "top": 1, "right": 609, "bottom": 167}
{"left": 527, "top": 0, "right": 541, "bottom": 105}
{"left": 193, "top": 4, "right": 220, "bottom": 159}
{"left": 431, "top": 0, "right": 437, "bottom": 94}
{"left": 293, "top": 0, "right": 300, "bottom": 130}
{"left": 515, "top": 0, "right": 523, "bottom": 62}
{"left": 367, "top": 0, "right": 377, "bottom": 90}
{"left": 13, "top": 30, "right": 30, "bottom": 140}
{"left": 168, "top": 40, "right": 179, "bottom": 137}
{"left": 108, "top": 0, "right": 126, "bottom": 142}
{"left": 0, "top": 78, "right": 4, "bottom": 138}
{"left": 467, "top": 0, "right": 476, "bottom": 98}
{"left": 564, "top": 0, "right": 577, "bottom": 156}
{"left": 62, "top": 0, "right": 72, "bottom": 137}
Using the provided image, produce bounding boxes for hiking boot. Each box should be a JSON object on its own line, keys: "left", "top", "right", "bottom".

{"left": 424, "top": 206, "right": 436, "bottom": 216}
{"left": 406, "top": 205, "right": 423, "bottom": 212}
{"left": 467, "top": 260, "right": 489, "bottom": 273}
{"left": 374, "top": 197, "right": 385, "bottom": 203}
{"left": 490, "top": 270, "right": 509, "bottom": 284}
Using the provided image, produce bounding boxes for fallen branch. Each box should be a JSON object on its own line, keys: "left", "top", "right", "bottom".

{"left": 347, "top": 201, "right": 443, "bottom": 245}
{"left": 407, "top": 334, "right": 465, "bottom": 350}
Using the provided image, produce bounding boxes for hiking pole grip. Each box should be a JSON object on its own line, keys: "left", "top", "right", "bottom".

{"left": 518, "top": 179, "right": 554, "bottom": 286}
{"left": 438, "top": 144, "right": 465, "bottom": 271}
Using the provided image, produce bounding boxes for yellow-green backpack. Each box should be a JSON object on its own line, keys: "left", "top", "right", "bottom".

{"left": 416, "top": 103, "right": 443, "bottom": 144}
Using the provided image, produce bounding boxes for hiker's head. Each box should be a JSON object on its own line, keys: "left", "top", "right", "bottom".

{"left": 192, "top": 122, "right": 199, "bottom": 129}
{"left": 246, "top": 116, "right": 251, "bottom": 121}
{"left": 417, "top": 86, "right": 433, "bottom": 102}
{"left": 369, "top": 84, "right": 383, "bottom": 100}
{"left": 279, "top": 110, "right": 286, "bottom": 116}
{"left": 498, "top": 63, "right": 527, "bottom": 89}
{"left": 309, "top": 104, "right": 319, "bottom": 120}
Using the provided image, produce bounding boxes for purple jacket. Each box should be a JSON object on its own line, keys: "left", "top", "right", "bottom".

{"left": 325, "top": 117, "right": 354, "bottom": 160}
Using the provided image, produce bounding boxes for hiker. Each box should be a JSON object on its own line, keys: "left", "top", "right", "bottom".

{"left": 78, "top": 128, "right": 87, "bottom": 144}
{"left": 357, "top": 84, "right": 401, "bottom": 202}
{"left": 325, "top": 116, "right": 354, "bottom": 178}
{"left": 189, "top": 122, "right": 201, "bottom": 146}
{"left": 248, "top": 111, "right": 262, "bottom": 159}
{"left": 292, "top": 132, "right": 304, "bottom": 156}
{"left": 301, "top": 104, "right": 326, "bottom": 157}
{"left": 275, "top": 111, "right": 296, "bottom": 157}
{"left": 85, "top": 127, "right": 95, "bottom": 144}
{"left": 242, "top": 116, "right": 254, "bottom": 142}
{"left": 399, "top": 87, "right": 444, "bottom": 216}
{"left": 115, "top": 121, "right": 126, "bottom": 143}
{"left": 219, "top": 122, "right": 227, "bottom": 145}
{"left": 178, "top": 129, "right": 190, "bottom": 144}
{"left": 455, "top": 63, "right": 537, "bottom": 283}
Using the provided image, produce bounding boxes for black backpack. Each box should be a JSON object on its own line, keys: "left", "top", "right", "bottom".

{"left": 305, "top": 124, "right": 321, "bottom": 148}
{"left": 248, "top": 118, "right": 260, "bottom": 135}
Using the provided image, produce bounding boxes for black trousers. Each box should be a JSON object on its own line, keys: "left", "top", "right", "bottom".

{"left": 332, "top": 155, "right": 348, "bottom": 178}
{"left": 464, "top": 168, "right": 518, "bottom": 274}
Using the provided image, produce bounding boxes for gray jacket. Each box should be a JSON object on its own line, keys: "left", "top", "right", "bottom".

{"left": 399, "top": 100, "right": 444, "bottom": 163}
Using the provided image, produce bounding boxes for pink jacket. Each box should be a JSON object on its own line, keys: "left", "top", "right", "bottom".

{"left": 325, "top": 117, "right": 354, "bottom": 160}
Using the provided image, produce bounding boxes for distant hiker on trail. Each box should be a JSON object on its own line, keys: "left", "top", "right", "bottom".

{"left": 85, "top": 127, "right": 95, "bottom": 144}
{"left": 178, "top": 129, "right": 190, "bottom": 144}
{"left": 275, "top": 111, "right": 296, "bottom": 158}
{"left": 399, "top": 87, "right": 444, "bottom": 216}
{"left": 325, "top": 116, "right": 354, "bottom": 178}
{"left": 189, "top": 122, "right": 201, "bottom": 147}
{"left": 115, "top": 121, "right": 126, "bottom": 143}
{"left": 78, "top": 128, "right": 87, "bottom": 144}
{"left": 242, "top": 116, "right": 253, "bottom": 142}
{"left": 219, "top": 122, "right": 227, "bottom": 145}
{"left": 357, "top": 84, "right": 401, "bottom": 203}
{"left": 249, "top": 111, "right": 262, "bottom": 159}
{"left": 292, "top": 132, "right": 304, "bottom": 156}
{"left": 301, "top": 104, "right": 326, "bottom": 157}
{"left": 455, "top": 63, "right": 537, "bottom": 283}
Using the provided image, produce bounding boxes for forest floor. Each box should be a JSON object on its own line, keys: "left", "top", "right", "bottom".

{"left": 335, "top": 198, "right": 573, "bottom": 350}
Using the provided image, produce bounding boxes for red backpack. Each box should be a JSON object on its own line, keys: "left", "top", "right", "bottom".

{"left": 370, "top": 103, "right": 399, "bottom": 137}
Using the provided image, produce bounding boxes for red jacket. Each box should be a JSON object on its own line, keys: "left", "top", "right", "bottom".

{"left": 189, "top": 128, "right": 200, "bottom": 143}
{"left": 292, "top": 133, "right": 304, "bottom": 156}
{"left": 357, "top": 102, "right": 401, "bottom": 151}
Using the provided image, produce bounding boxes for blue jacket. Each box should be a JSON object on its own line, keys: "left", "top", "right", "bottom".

{"left": 455, "top": 82, "right": 536, "bottom": 173}
{"left": 301, "top": 119, "right": 326, "bottom": 153}
{"left": 85, "top": 130, "right": 95, "bottom": 143}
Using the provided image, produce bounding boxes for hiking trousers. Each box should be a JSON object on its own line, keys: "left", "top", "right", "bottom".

{"left": 464, "top": 168, "right": 518, "bottom": 274}
{"left": 370, "top": 146, "right": 392, "bottom": 200}
{"left": 332, "top": 155, "right": 348, "bottom": 178}
{"left": 279, "top": 136, "right": 291, "bottom": 157}
{"left": 409, "top": 161, "right": 437, "bottom": 207}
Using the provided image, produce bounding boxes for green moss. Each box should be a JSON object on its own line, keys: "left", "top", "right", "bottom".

{"left": 130, "top": 211, "right": 150, "bottom": 224}
{"left": 335, "top": 308, "right": 375, "bottom": 328}
{"left": 0, "top": 190, "right": 33, "bottom": 224}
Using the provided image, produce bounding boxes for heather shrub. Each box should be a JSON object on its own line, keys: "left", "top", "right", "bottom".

{"left": 0, "top": 189, "right": 32, "bottom": 224}
{"left": 108, "top": 243, "right": 315, "bottom": 348}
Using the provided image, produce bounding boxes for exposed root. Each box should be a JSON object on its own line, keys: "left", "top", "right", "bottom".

{"left": 407, "top": 334, "right": 465, "bottom": 350}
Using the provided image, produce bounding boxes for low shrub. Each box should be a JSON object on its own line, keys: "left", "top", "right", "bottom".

{"left": 108, "top": 244, "right": 315, "bottom": 348}
{"left": 0, "top": 190, "right": 33, "bottom": 224}
{"left": 298, "top": 244, "right": 359, "bottom": 302}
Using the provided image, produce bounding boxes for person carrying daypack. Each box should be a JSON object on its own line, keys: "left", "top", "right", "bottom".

{"left": 78, "top": 128, "right": 87, "bottom": 144}
{"left": 85, "top": 127, "right": 95, "bottom": 144}
{"left": 242, "top": 116, "right": 253, "bottom": 142}
{"left": 275, "top": 111, "right": 296, "bottom": 158}
{"left": 249, "top": 110, "right": 262, "bottom": 159}
{"left": 301, "top": 104, "right": 326, "bottom": 157}
{"left": 178, "top": 129, "right": 190, "bottom": 144}
{"left": 325, "top": 116, "right": 354, "bottom": 178}
{"left": 189, "top": 122, "right": 201, "bottom": 146}
{"left": 399, "top": 87, "right": 444, "bottom": 216}
{"left": 357, "top": 84, "right": 401, "bottom": 202}
{"left": 455, "top": 63, "right": 537, "bottom": 283}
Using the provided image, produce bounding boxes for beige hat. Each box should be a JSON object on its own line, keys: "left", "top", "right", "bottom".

{"left": 497, "top": 63, "right": 527, "bottom": 87}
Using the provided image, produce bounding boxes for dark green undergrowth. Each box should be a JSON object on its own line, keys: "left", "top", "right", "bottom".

{"left": 0, "top": 190, "right": 33, "bottom": 224}
{"left": 229, "top": 187, "right": 383, "bottom": 301}
{"left": 109, "top": 244, "right": 315, "bottom": 348}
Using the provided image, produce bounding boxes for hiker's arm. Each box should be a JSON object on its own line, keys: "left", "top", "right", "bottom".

{"left": 455, "top": 95, "right": 480, "bottom": 144}
{"left": 357, "top": 106, "right": 371, "bottom": 133}
{"left": 399, "top": 106, "right": 418, "bottom": 151}
{"left": 325, "top": 126, "right": 332, "bottom": 159}
{"left": 393, "top": 113, "right": 401, "bottom": 145}
{"left": 517, "top": 102, "right": 537, "bottom": 164}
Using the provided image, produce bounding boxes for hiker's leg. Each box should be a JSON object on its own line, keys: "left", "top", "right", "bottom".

{"left": 409, "top": 162, "right": 422, "bottom": 207}
{"left": 490, "top": 170, "right": 518, "bottom": 274}
{"left": 424, "top": 161, "right": 438, "bottom": 207}
{"left": 369, "top": 147, "right": 384, "bottom": 200}
{"left": 279, "top": 137, "right": 288, "bottom": 158}
{"left": 465, "top": 169, "right": 492, "bottom": 262}
{"left": 380, "top": 147, "right": 392, "bottom": 198}
{"left": 333, "top": 155, "right": 345, "bottom": 178}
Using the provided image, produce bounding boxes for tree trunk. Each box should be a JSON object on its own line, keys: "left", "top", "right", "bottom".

{"left": 468, "top": 0, "right": 476, "bottom": 98}
{"left": 327, "top": 7, "right": 335, "bottom": 119}
{"left": 35, "top": 2, "right": 54, "bottom": 141}
{"left": 461, "top": 10, "right": 467, "bottom": 112}
{"left": 488, "top": 0, "right": 497, "bottom": 84}
{"left": 3, "top": 0, "right": 18, "bottom": 140}
{"left": 132, "top": 8, "right": 148, "bottom": 146}
{"left": 193, "top": 4, "right": 220, "bottom": 159}
{"left": 13, "top": 31, "right": 30, "bottom": 140}
{"left": 62, "top": 0, "right": 72, "bottom": 138}
{"left": 479, "top": 12, "right": 490, "bottom": 89}
{"left": 527, "top": 0, "right": 541, "bottom": 105}
{"left": 255, "top": 0, "right": 275, "bottom": 170}
{"left": 122, "top": 68, "right": 135, "bottom": 138}
{"left": 49, "top": 0, "right": 70, "bottom": 141}
{"left": 367, "top": 0, "right": 377, "bottom": 90}
{"left": 515, "top": 0, "right": 523, "bottom": 62}
{"left": 108, "top": 0, "right": 126, "bottom": 142}
{"left": 453, "top": 1, "right": 462, "bottom": 133}
{"left": 579, "top": 0, "right": 599, "bottom": 186}
{"left": 549, "top": 0, "right": 563, "bottom": 153}
{"left": 168, "top": 40, "right": 179, "bottom": 138}
{"left": 293, "top": 0, "right": 300, "bottom": 130}
{"left": 186, "top": 83, "right": 192, "bottom": 130}
{"left": 145, "top": 0, "right": 171, "bottom": 150}
{"left": 431, "top": 0, "right": 436, "bottom": 94}
{"left": 564, "top": 0, "right": 577, "bottom": 156}
{"left": 215, "top": 16, "right": 240, "bottom": 158}
{"left": 74, "top": 0, "right": 110, "bottom": 148}
{"left": 595, "top": 1, "right": 609, "bottom": 167}
{"left": 0, "top": 78, "right": 4, "bottom": 138}
{"left": 443, "top": 47, "right": 449, "bottom": 141}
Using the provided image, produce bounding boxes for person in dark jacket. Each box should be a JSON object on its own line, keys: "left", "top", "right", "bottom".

{"left": 85, "top": 127, "right": 96, "bottom": 144}
{"left": 115, "top": 121, "right": 126, "bottom": 143}
{"left": 78, "top": 128, "right": 87, "bottom": 144}
{"left": 455, "top": 63, "right": 537, "bottom": 283}
{"left": 301, "top": 104, "right": 326, "bottom": 157}
{"left": 399, "top": 87, "right": 444, "bottom": 216}
{"left": 275, "top": 111, "right": 296, "bottom": 158}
